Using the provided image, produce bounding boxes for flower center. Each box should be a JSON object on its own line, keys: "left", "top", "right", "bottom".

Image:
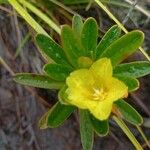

{"left": 92, "top": 87, "right": 107, "bottom": 101}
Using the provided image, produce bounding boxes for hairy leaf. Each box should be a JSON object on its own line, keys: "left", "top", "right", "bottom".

{"left": 114, "top": 61, "right": 150, "bottom": 78}
{"left": 101, "top": 31, "right": 144, "bottom": 66}
{"left": 96, "top": 25, "right": 121, "bottom": 59}
{"left": 114, "top": 99, "right": 143, "bottom": 125}
{"left": 13, "top": 73, "right": 64, "bottom": 89}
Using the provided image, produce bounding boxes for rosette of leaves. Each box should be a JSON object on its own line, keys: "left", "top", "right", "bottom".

{"left": 14, "top": 15, "right": 150, "bottom": 150}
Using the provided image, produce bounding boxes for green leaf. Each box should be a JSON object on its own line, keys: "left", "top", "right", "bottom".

{"left": 101, "top": 30, "right": 144, "bottom": 66}
{"left": 39, "top": 102, "right": 75, "bottom": 128}
{"left": 47, "top": 102, "right": 75, "bottom": 127}
{"left": 36, "top": 34, "right": 69, "bottom": 65}
{"left": 81, "top": 18, "right": 98, "bottom": 58}
{"left": 13, "top": 73, "right": 64, "bottom": 89}
{"left": 114, "top": 61, "right": 150, "bottom": 78}
{"left": 90, "top": 114, "right": 109, "bottom": 136}
{"left": 39, "top": 108, "right": 51, "bottom": 129}
{"left": 43, "top": 64, "right": 73, "bottom": 81}
{"left": 58, "top": 85, "right": 69, "bottom": 105}
{"left": 72, "top": 14, "right": 83, "bottom": 36}
{"left": 0, "top": 0, "right": 8, "bottom": 4}
{"left": 96, "top": 25, "right": 121, "bottom": 59}
{"left": 61, "top": 25, "right": 85, "bottom": 67}
{"left": 114, "top": 76, "right": 139, "bottom": 92}
{"left": 80, "top": 110, "right": 94, "bottom": 150}
{"left": 114, "top": 99, "right": 143, "bottom": 125}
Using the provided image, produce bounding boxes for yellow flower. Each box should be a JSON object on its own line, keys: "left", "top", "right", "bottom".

{"left": 65, "top": 58, "right": 128, "bottom": 120}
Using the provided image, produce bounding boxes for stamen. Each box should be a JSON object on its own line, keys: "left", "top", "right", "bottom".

{"left": 92, "top": 87, "right": 105, "bottom": 101}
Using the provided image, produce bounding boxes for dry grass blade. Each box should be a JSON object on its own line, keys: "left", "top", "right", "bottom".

{"left": 124, "top": 0, "right": 150, "bottom": 18}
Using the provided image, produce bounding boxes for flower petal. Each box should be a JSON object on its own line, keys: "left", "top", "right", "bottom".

{"left": 90, "top": 58, "right": 112, "bottom": 86}
{"left": 65, "top": 92, "right": 98, "bottom": 109}
{"left": 66, "top": 69, "right": 96, "bottom": 109}
{"left": 89, "top": 100, "right": 113, "bottom": 120}
{"left": 66, "top": 69, "right": 94, "bottom": 91}
{"left": 106, "top": 77, "right": 128, "bottom": 102}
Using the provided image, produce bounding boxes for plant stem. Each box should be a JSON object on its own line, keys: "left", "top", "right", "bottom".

{"left": 94, "top": 0, "right": 150, "bottom": 61}
{"left": 18, "top": 0, "right": 61, "bottom": 34}
{"left": 136, "top": 126, "right": 150, "bottom": 148}
{"left": 49, "top": 0, "right": 76, "bottom": 15}
{"left": 14, "top": 33, "right": 30, "bottom": 58}
{"left": 8, "top": 0, "right": 48, "bottom": 36}
{"left": 0, "top": 57, "right": 15, "bottom": 76}
{"left": 113, "top": 116, "right": 143, "bottom": 150}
